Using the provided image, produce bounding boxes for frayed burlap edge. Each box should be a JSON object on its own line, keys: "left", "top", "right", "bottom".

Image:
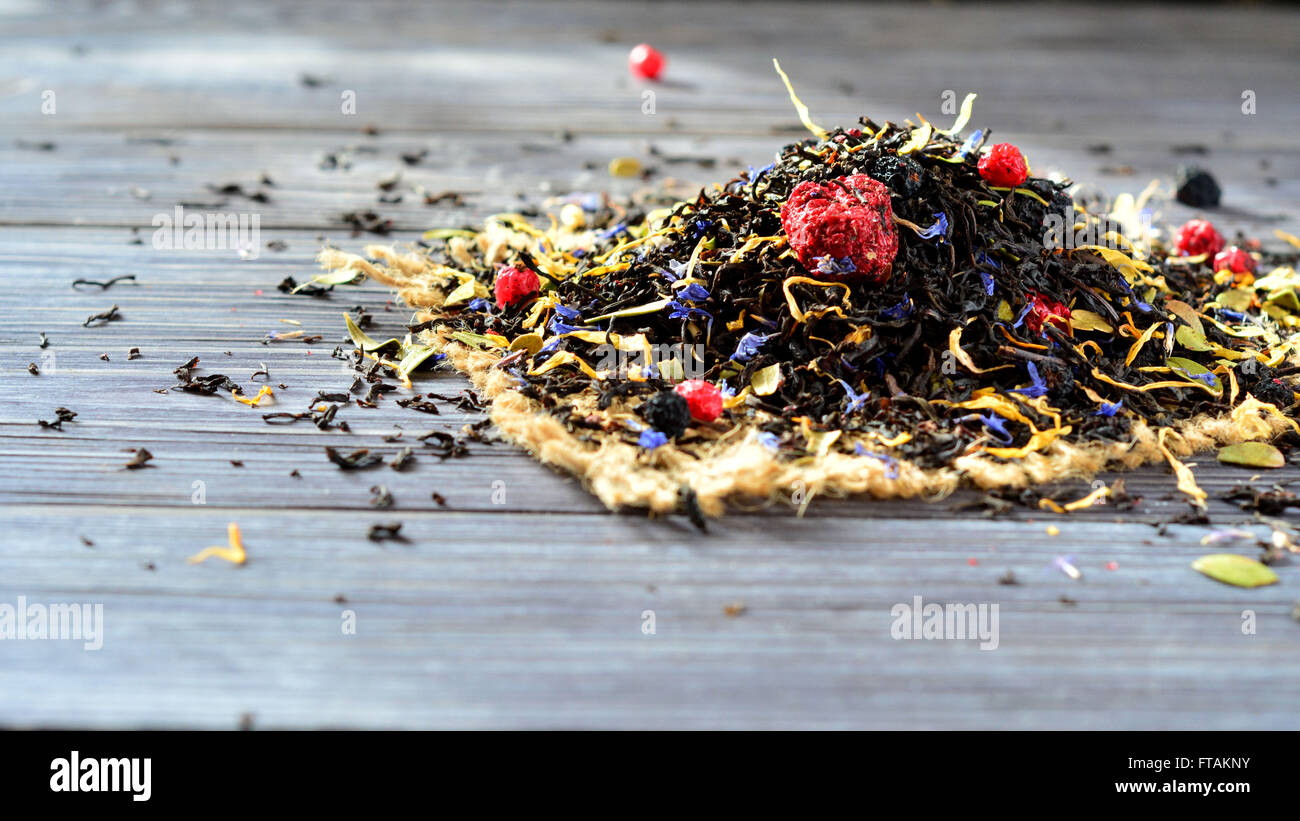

{"left": 320, "top": 245, "right": 1299, "bottom": 518}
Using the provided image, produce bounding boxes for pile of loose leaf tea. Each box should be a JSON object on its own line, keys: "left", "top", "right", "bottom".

{"left": 313, "top": 70, "right": 1300, "bottom": 517}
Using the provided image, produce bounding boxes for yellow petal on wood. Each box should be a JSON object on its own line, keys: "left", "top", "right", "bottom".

{"left": 232, "top": 385, "right": 273, "bottom": 407}
{"left": 188, "top": 523, "right": 247, "bottom": 566}
{"left": 1157, "top": 427, "right": 1207, "bottom": 506}
{"left": 1038, "top": 485, "right": 1110, "bottom": 514}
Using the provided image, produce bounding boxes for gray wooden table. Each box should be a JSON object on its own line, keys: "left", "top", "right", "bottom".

{"left": 3, "top": 0, "right": 1299, "bottom": 729}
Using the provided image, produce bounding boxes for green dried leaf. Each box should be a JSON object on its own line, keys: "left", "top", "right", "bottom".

{"left": 1217, "top": 442, "right": 1285, "bottom": 469}
{"left": 1164, "top": 299, "right": 1204, "bottom": 336}
{"left": 1215, "top": 289, "right": 1253, "bottom": 312}
{"left": 1175, "top": 324, "right": 1214, "bottom": 352}
{"left": 449, "top": 331, "right": 501, "bottom": 350}
{"left": 583, "top": 298, "right": 672, "bottom": 325}
{"left": 444, "top": 278, "right": 479, "bottom": 307}
{"left": 344, "top": 313, "right": 400, "bottom": 353}
{"left": 395, "top": 344, "right": 442, "bottom": 379}
{"left": 295, "top": 270, "right": 362, "bottom": 293}
{"left": 1191, "top": 553, "right": 1279, "bottom": 588}
{"left": 421, "top": 228, "right": 477, "bottom": 241}
{"left": 1166, "top": 356, "right": 1221, "bottom": 394}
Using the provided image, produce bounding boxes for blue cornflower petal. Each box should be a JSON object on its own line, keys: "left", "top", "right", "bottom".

{"left": 757, "top": 431, "right": 781, "bottom": 450}
{"left": 1096, "top": 400, "right": 1123, "bottom": 417}
{"left": 980, "top": 270, "right": 995, "bottom": 296}
{"left": 915, "top": 212, "right": 949, "bottom": 241}
{"left": 638, "top": 429, "right": 668, "bottom": 450}
{"left": 836, "top": 378, "right": 870, "bottom": 413}
{"left": 1010, "top": 361, "right": 1049, "bottom": 398}
{"left": 662, "top": 259, "right": 688, "bottom": 282}
{"left": 468, "top": 297, "right": 491, "bottom": 311}
{"left": 732, "top": 332, "right": 772, "bottom": 363}
{"left": 881, "top": 296, "right": 913, "bottom": 321}
{"left": 678, "top": 283, "right": 711, "bottom": 302}
{"left": 814, "top": 255, "right": 857, "bottom": 276}
{"left": 969, "top": 412, "right": 1014, "bottom": 445}
{"left": 958, "top": 129, "right": 984, "bottom": 159}
{"left": 1012, "top": 302, "right": 1034, "bottom": 330}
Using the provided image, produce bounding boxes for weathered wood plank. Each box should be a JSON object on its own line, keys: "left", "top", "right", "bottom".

{"left": 1, "top": 131, "right": 1297, "bottom": 232}
{"left": 4, "top": 508, "right": 1299, "bottom": 729}
{"left": 2, "top": 1, "right": 1297, "bottom": 144}
{"left": 2, "top": 0, "right": 1300, "bottom": 730}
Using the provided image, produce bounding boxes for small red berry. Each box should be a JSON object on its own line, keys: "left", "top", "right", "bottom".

{"left": 1024, "top": 291, "right": 1070, "bottom": 335}
{"left": 673, "top": 379, "right": 723, "bottom": 423}
{"left": 780, "top": 174, "right": 898, "bottom": 284}
{"left": 1213, "top": 245, "right": 1255, "bottom": 274}
{"left": 628, "top": 44, "right": 665, "bottom": 80}
{"left": 977, "top": 143, "right": 1029, "bottom": 188}
{"left": 494, "top": 265, "right": 540, "bottom": 309}
{"left": 1173, "top": 219, "right": 1225, "bottom": 258}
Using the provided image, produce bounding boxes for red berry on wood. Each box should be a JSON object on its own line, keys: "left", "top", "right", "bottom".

{"left": 628, "top": 44, "right": 665, "bottom": 80}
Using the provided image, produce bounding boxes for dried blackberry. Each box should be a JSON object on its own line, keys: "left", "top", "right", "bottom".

{"left": 1175, "top": 165, "right": 1221, "bottom": 207}
{"left": 639, "top": 390, "right": 692, "bottom": 438}
{"left": 1249, "top": 371, "right": 1294, "bottom": 408}
{"left": 869, "top": 155, "right": 924, "bottom": 198}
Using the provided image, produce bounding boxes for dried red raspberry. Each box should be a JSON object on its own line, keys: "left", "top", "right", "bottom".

{"left": 1024, "top": 292, "right": 1070, "bottom": 335}
{"left": 1173, "top": 219, "right": 1225, "bottom": 258}
{"left": 1213, "top": 246, "right": 1255, "bottom": 274}
{"left": 494, "top": 265, "right": 540, "bottom": 309}
{"left": 977, "top": 143, "right": 1029, "bottom": 188}
{"left": 628, "top": 44, "right": 665, "bottom": 80}
{"left": 673, "top": 379, "right": 723, "bottom": 423}
{"left": 780, "top": 174, "right": 898, "bottom": 284}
